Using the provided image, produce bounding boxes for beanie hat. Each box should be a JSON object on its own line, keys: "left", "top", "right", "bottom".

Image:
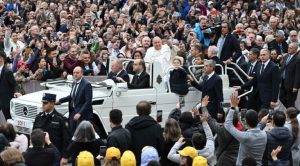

{"left": 192, "top": 156, "right": 208, "bottom": 166}
{"left": 106, "top": 147, "right": 121, "bottom": 160}
{"left": 178, "top": 146, "right": 198, "bottom": 159}
{"left": 77, "top": 151, "right": 94, "bottom": 166}
{"left": 121, "top": 150, "right": 136, "bottom": 166}
{"left": 141, "top": 146, "right": 159, "bottom": 166}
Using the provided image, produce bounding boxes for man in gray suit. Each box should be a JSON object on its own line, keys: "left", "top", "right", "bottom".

{"left": 224, "top": 93, "right": 267, "bottom": 166}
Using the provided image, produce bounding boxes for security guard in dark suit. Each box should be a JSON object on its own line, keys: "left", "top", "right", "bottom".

{"left": 33, "top": 93, "right": 70, "bottom": 155}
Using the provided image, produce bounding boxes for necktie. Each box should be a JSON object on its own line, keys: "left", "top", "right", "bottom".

{"left": 260, "top": 63, "right": 265, "bottom": 75}
{"left": 279, "top": 44, "right": 284, "bottom": 54}
{"left": 248, "top": 65, "right": 253, "bottom": 75}
{"left": 283, "top": 55, "right": 292, "bottom": 79}
{"left": 286, "top": 55, "right": 292, "bottom": 65}
{"left": 72, "top": 83, "right": 79, "bottom": 99}
{"left": 133, "top": 75, "right": 139, "bottom": 84}
{"left": 203, "top": 75, "right": 209, "bottom": 83}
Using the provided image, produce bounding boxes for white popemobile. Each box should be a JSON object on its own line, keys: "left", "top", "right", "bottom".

{"left": 8, "top": 60, "right": 251, "bottom": 138}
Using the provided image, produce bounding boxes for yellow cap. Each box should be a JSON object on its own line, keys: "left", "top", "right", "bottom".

{"left": 178, "top": 146, "right": 198, "bottom": 159}
{"left": 106, "top": 147, "right": 121, "bottom": 160}
{"left": 77, "top": 151, "right": 94, "bottom": 166}
{"left": 192, "top": 156, "right": 208, "bottom": 166}
{"left": 121, "top": 150, "right": 136, "bottom": 166}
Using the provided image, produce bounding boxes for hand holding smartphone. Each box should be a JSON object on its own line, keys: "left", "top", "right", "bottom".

{"left": 157, "top": 110, "right": 162, "bottom": 122}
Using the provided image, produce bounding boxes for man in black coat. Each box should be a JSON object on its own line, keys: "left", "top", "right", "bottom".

{"left": 118, "top": 59, "right": 150, "bottom": 89}
{"left": 107, "top": 59, "right": 129, "bottom": 83}
{"left": 268, "top": 30, "right": 288, "bottom": 56}
{"left": 125, "top": 101, "right": 163, "bottom": 165}
{"left": 216, "top": 22, "right": 242, "bottom": 63}
{"left": 23, "top": 129, "right": 60, "bottom": 166}
{"left": 58, "top": 66, "right": 93, "bottom": 134}
{"left": 128, "top": 59, "right": 150, "bottom": 89}
{"left": 107, "top": 109, "right": 131, "bottom": 153}
{"left": 0, "top": 51, "right": 16, "bottom": 120}
{"left": 237, "top": 49, "right": 280, "bottom": 109}
{"left": 244, "top": 48, "right": 260, "bottom": 110}
{"left": 279, "top": 42, "right": 300, "bottom": 108}
{"left": 188, "top": 60, "right": 224, "bottom": 120}
{"left": 259, "top": 111, "right": 293, "bottom": 166}
{"left": 33, "top": 93, "right": 70, "bottom": 155}
{"left": 216, "top": 22, "right": 242, "bottom": 86}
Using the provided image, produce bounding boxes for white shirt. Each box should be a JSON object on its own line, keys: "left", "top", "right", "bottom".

{"left": 111, "top": 49, "right": 120, "bottom": 57}
{"left": 0, "top": 65, "right": 3, "bottom": 76}
{"left": 261, "top": 59, "right": 270, "bottom": 69}
{"left": 72, "top": 78, "right": 82, "bottom": 96}
{"left": 144, "top": 44, "right": 172, "bottom": 74}
{"left": 4, "top": 31, "right": 25, "bottom": 58}
{"left": 251, "top": 60, "right": 257, "bottom": 67}
{"left": 207, "top": 71, "right": 215, "bottom": 80}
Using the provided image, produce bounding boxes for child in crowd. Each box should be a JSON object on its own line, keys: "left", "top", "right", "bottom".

{"left": 169, "top": 56, "right": 189, "bottom": 106}
{"left": 170, "top": 56, "right": 189, "bottom": 95}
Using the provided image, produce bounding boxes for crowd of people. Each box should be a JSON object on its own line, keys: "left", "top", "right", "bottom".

{"left": 0, "top": 0, "right": 300, "bottom": 165}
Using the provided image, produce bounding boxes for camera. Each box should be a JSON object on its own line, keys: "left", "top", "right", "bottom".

{"left": 203, "top": 22, "right": 222, "bottom": 38}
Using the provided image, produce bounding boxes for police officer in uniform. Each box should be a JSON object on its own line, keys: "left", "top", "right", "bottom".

{"left": 33, "top": 93, "right": 70, "bottom": 155}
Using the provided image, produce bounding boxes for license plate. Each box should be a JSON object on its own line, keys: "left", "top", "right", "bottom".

{"left": 14, "top": 118, "right": 32, "bottom": 128}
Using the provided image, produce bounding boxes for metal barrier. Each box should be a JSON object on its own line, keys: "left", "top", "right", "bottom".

{"left": 188, "top": 64, "right": 224, "bottom": 82}
{"left": 225, "top": 63, "right": 253, "bottom": 98}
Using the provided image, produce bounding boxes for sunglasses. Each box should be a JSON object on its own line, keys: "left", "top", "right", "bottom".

{"left": 42, "top": 101, "right": 49, "bottom": 104}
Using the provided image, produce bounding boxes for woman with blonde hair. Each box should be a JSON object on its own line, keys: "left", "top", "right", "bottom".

{"left": 160, "top": 118, "right": 181, "bottom": 166}
{"left": 0, "top": 147, "right": 26, "bottom": 166}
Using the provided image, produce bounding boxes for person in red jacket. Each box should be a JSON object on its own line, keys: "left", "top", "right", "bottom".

{"left": 63, "top": 46, "right": 83, "bottom": 75}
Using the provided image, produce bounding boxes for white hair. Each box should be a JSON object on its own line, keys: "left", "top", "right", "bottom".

{"left": 208, "top": 46, "right": 218, "bottom": 55}
{"left": 256, "top": 35, "right": 263, "bottom": 41}
{"left": 275, "top": 30, "right": 285, "bottom": 37}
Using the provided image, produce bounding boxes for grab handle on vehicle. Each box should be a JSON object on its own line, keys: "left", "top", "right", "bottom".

{"left": 148, "top": 101, "right": 157, "bottom": 105}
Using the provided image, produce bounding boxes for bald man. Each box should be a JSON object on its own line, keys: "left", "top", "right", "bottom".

{"left": 58, "top": 66, "right": 93, "bottom": 133}
{"left": 144, "top": 36, "right": 172, "bottom": 74}
{"left": 142, "top": 36, "right": 151, "bottom": 51}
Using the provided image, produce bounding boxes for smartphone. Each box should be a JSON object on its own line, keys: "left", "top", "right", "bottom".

{"left": 268, "top": 109, "right": 275, "bottom": 120}
{"left": 157, "top": 110, "right": 162, "bottom": 122}
{"left": 240, "top": 108, "right": 247, "bottom": 120}
{"left": 179, "top": 96, "right": 185, "bottom": 107}
{"left": 99, "top": 146, "right": 107, "bottom": 157}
